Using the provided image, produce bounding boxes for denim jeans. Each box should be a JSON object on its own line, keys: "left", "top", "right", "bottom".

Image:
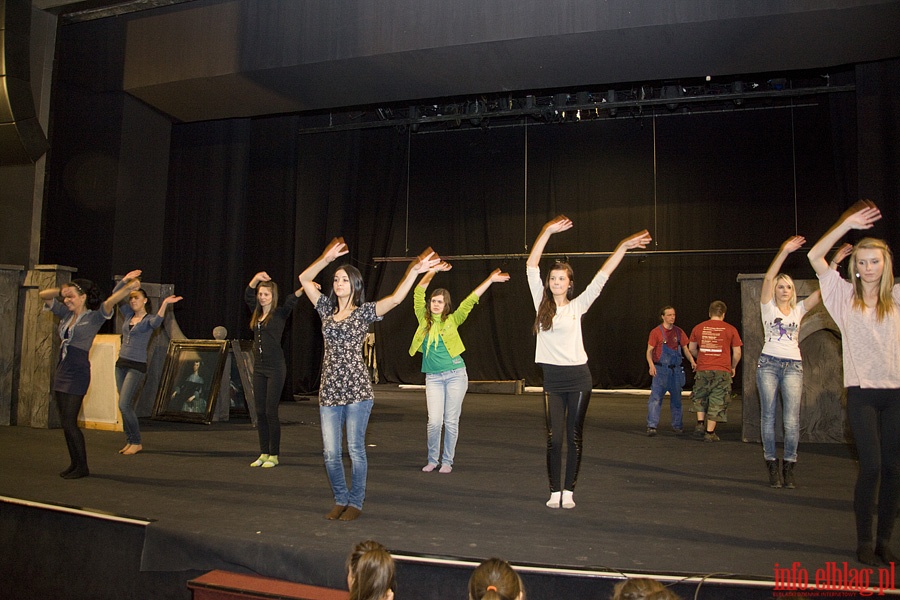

{"left": 424, "top": 367, "right": 468, "bottom": 466}
{"left": 320, "top": 400, "right": 373, "bottom": 510}
{"left": 115, "top": 366, "right": 144, "bottom": 445}
{"left": 647, "top": 366, "right": 684, "bottom": 429}
{"left": 756, "top": 354, "right": 803, "bottom": 462}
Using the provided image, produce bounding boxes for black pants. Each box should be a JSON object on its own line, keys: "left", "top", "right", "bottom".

{"left": 253, "top": 366, "right": 285, "bottom": 455}
{"left": 55, "top": 392, "right": 88, "bottom": 473}
{"left": 846, "top": 387, "right": 900, "bottom": 547}
{"left": 544, "top": 390, "right": 591, "bottom": 492}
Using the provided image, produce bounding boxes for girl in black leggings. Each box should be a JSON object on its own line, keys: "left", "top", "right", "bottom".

{"left": 245, "top": 271, "right": 305, "bottom": 468}
{"left": 809, "top": 200, "right": 900, "bottom": 566}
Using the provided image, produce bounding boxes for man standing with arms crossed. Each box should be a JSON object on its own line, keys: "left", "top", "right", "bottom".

{"left": 689, "top": 301, "right": 743, "bottom": 441}
{"left": 645, "top": 306, "right": 696, "bottom": 436}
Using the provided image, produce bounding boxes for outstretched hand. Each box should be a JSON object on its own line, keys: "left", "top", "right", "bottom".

{"left": 543, "top": 215, "right": 573, "bottom": 235}
{"left": 781, "top": 235, "right": 806, "bottom": 254}
{"left": 162, "top": 295, "right": 183, "bottom": 306}
{"left": 620, "top": 229, "right": 652, "bottom": 250}
{"left": 840, "top": 199, "right": 881, "bottom": 230}
{"left": 489, "top": 268, "right": 511, "bottom": 283}
{"left": 323, "top": 237, "right": 349, "bottom": 263}
{"left": 253, "top": 271, "right": 272, "bottom": 283}
{"left": 430, "top": 261, "right": 453, "bottom": 273}
{"left": 831, "top": 243, "right": 853, "bottom": 265}
{"left": 123, "top": 269, "right": 142, "bottom": 282}
{"left": 413, "top": 248, "right": 442, "bottom": 273}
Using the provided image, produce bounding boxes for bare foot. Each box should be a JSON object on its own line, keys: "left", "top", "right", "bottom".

{"left": 123, "top": 444, "right": 142, "bottom": 455}
{"left": 118, "top": 444, "right": 131, "bottom": 454}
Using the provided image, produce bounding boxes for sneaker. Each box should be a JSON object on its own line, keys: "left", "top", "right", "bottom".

{"left": 693, "top": 424, "right": 706, "bottom": 439}
{"left": 646, "top": 427, "right": 657, "bottom": 437}
{"left": 673, "top": 428, "right": 684, "bottom": 435}
{"left": 703, "top": 432, "right": 720, "bottom": 442}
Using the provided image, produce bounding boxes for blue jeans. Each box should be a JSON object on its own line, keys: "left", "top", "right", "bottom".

{"left": 115, "top": 366, "right": 144, "bottom": 445}
{"left": 647, "top": 366, "right": 684, "bottom": 429}
{"left": 424, "top": 367, "right": 468, "bottom": 466}
{"left": 756, "top": 354, "right": 803, "bottom": 462}
{"left": 320, "top": 400, "right": 373, "bottom": 510}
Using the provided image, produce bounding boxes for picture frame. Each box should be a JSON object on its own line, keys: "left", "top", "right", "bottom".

{"left": 228, "top": 340, "right": 255, "bottom": 421}
{"left": 152, "top": 340, "right": 229, "bottom": 424}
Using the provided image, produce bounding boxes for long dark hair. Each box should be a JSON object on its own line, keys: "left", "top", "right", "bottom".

{"left": 425, "top": 288, "right": 453, "bottom": 328}
{"left": 532, "top": 262, "right": 574, "bottom": 334}
{"left": 347, "top": 540, "right": 396, "bottom": 600}
{"left": 329, "top": 264, "right": 366, "bottom": 312}
{"left": 132, "top": 288, "right": 153, "bottom": 315}
{"left": 250, "top": 281, "right": 279, "bottom": 329}
{"left": 65, "top": 278, "right": 103, "bottom": 311}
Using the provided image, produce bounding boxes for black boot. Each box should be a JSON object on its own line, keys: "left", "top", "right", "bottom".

{"left": 767, "top": 459, "right": 782, "bottom": 488}
{"left": 782, "top": 460, "right": 795, "bottom": 489}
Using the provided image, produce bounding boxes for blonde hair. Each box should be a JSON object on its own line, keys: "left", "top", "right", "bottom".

{"left": 849, "top": 238, "right": 896, "bottom": 321}
{"left": 612, "top": 577, "right": 682, "bottom": 600}
{"left": 773, "top": 273, "right": 798, "bottom": 309}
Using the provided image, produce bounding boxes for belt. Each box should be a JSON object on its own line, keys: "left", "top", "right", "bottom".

{"left": 654, "top": 363, "right": 678, "bottom": 369}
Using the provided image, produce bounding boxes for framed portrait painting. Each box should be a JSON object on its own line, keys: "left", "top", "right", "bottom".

{"left": 152, "top": 340, "right": 229, "bottom": 424}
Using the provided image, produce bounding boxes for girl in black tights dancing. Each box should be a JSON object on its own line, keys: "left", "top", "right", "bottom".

{"left": 40, "top": 277, "right": 136, "bottom": 479}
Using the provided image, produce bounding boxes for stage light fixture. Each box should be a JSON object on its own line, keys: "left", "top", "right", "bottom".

{"left": 732, "top": 81, "right": 744, "bottom": 105}
{"left": 661, "top": 85, "right": 683, "bottom": 111}
{"left": 605, "top": 90, "right": 617, "bottom": 116}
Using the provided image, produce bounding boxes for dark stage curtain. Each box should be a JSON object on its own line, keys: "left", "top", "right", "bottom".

{"left": 161, "top": 94, "right": 862, "bottom": 394}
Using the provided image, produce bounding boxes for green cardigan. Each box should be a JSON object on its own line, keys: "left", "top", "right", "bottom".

{"left": 408, "top": 286, "right": 479, "bottom": 358}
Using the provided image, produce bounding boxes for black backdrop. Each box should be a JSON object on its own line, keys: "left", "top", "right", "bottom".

{"left": 42, "top": 61, "right": 900, "bottom": 397}
{"left": 153, "top": 99, "right": 846, "bottom": 394}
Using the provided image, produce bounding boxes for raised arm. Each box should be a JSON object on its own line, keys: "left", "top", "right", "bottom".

{"left": 761, "top": 236, "right": 805, "bottom": 304}
{"left": 248, "top": 271, "right": 271, "bottom": 288}
{"left": 102, "top": 277, "right": 140, "bottom": 315}
{"left": 157, "top": 295, "right": 183, "bottom": 318}
{"left": 599, "top": 230, "right": 652, "bottom": 277}
{"left": 808, "top": 200, "right": 881, "bottom": 275}
{"left": 416, "top": 261, "right": 452, "bottom": 290}
{"left": 527, "top": 216, "right": 573, "bottom": 268}
{"left": 299, "top": 237, "right": 349, "bottom": 306}
{"left": 829, "top": 243, "right": 853, "bottom": 271}
{"left": 375, "top": 248, "right": 441, "bottom": 317}
{"left": 39, "top": 287, "right": 60, "bottom": 309}
{"left": 472, "top": 268, "right": 511, "bottom": 298}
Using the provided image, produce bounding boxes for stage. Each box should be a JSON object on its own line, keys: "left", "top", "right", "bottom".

{"left": 1, "top": 386, "right": 892, "bottom": 599}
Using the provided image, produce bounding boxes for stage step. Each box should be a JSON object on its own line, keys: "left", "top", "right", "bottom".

{"left": 188, "top": 570, "right": 348, "bottom": 600}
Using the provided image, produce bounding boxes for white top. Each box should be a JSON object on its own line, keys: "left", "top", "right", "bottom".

{"left": 818, "top": 268, "right": 900, "bottom": 388}
{"left": 759, "top": 299, "right": 809, "bottom": 360}
{"left": 527, "top": 265, "right": 608, "bottom": 366}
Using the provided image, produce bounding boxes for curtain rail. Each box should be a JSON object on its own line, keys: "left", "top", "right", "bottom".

{"left": 374, "top": 247, "right": 796, "bottom": 262}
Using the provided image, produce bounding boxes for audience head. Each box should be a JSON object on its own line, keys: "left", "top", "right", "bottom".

{"left": 611, "top": 577, "right": 682, "bottom": 600}
{"left": 468, "top": 558, "right": 524, "bottom": 600}
{"left": 346, "top": 540, "right": 395, "bottom": 600}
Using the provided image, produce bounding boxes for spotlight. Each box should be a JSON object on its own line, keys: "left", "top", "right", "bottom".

{"left": 768, "top": 78, "right": 787, "bottom": 91}
{"left": 605, "top": 90, "right": 617, "bottom": 116}
{"left": 554, "top": 93, "right": 568, "bottom": 108}
{"left": 409, "top": 106, "right": 419, "bottom": 132}
{"left": 661, "top": 85, "right": 683, "bottom": 111}
{"left": 732, "top": 81, "right": 744, "bottom": 106}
